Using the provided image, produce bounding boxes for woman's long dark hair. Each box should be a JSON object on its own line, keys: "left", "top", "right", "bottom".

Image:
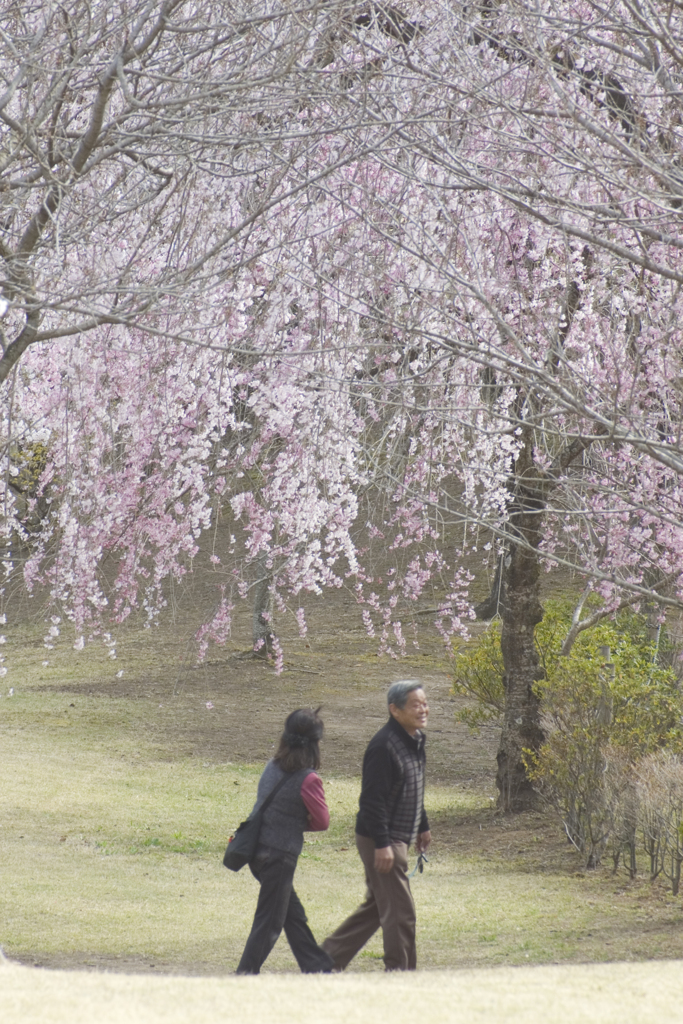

{"left": 273, "top": 707, "right": 324, "bottom": 772}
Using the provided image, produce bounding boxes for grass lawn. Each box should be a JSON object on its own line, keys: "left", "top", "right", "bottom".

{"left": 2, "top": 620, "right": 683, "bottom": 974}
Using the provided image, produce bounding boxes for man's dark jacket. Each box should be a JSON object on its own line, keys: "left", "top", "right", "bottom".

{"left": 355, "top": 716, "right": 428, "bottom": 849}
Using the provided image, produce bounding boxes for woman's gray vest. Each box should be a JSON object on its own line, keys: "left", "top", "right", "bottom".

{"left": 252, "top": 760, "right": 313, "bottom": 856}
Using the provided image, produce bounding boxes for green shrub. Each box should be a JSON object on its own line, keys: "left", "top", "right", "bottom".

{"left": 452, "top": 624, "right": 505, "bottom": 729}
{"left": 453, "top": 599, "right": 683, "bottom": 869}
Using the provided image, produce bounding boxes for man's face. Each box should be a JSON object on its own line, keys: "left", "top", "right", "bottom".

{"left": 389, "top": 688, "right": 429, "bottom": 736}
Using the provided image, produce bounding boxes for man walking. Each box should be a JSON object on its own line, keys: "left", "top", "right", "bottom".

{"left": 322, "top": 680, "right": 431, "bottom": 971}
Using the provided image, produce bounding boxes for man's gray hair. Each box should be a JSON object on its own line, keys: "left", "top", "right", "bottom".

{"left": 387, "top": 679, "right": 423, "bottom": 709}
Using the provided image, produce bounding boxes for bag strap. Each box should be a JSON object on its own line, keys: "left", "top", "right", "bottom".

{"left": 256, "top": 770, "right": 293, "bottom": 816}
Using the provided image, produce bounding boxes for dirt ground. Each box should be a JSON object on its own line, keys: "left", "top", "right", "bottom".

{"left": 49, "top": 575, "right": 499, "bottom": 784}
{"left": 43, "top": 573, "right": 595, "bottom": 880}
{"left": 27, "top": 572, "right": 643, "bottom": 877}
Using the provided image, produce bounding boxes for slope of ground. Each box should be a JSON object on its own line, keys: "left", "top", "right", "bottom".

{"left": 2, "top": 957, "right": 683, "bottom": 1024}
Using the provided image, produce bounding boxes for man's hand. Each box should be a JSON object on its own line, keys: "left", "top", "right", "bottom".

{"left": 374, "top": 845, "right": 395, "bottom": 873}
{"left": 416, "top": 830, "right": 431, "bottom": 853}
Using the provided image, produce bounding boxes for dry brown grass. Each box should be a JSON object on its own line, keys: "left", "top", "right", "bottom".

{"left": 3, "top": 957, "right": 683, "bottom": 1024}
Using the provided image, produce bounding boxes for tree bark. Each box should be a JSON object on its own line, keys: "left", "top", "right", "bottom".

{"left": 252, "top": 554, "right": 274, "bottom": 657}
{"left": 479, "top": 414, "right": 595, "bottom": 809}
{"left": 495, "top": 436, "right": 546, "bottom": 811}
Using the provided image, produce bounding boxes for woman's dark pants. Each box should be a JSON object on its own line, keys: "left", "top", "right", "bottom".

{"left": 236, "top": 846, "right": 333, "bottom": 974}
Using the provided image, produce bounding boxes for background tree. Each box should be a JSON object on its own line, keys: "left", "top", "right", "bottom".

{"left": 304, "top": 0, "right": 683, "bottom": 807}
{"left": 0, "top": 0, "right": 379, "bottom": 383}
{"left": 5, "top": 1, "right": 683, "bottom": 813}
{"left": 0, "top": 0, "right": 387, "bottom": 636}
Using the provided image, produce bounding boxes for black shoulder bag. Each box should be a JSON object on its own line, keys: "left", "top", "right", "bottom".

{"left": 223, "top": 773, "right": 290, "bottom": 872}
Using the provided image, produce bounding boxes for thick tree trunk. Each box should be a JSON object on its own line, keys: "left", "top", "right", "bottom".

{"left": 496, "top": 536, "right": 545, "bottom": 810}
{"left": 495, "top": 440, "right": 546, "bottom": 811}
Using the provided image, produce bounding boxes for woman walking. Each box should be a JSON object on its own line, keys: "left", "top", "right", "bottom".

{"left": 236, "top": 707, "right": 334, "bottom": 974}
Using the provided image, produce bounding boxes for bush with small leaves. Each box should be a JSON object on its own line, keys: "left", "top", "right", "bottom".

{"left": 455, "top": 600, "right": 683, "bottom": 868}
{"left": 635, "top": 753, "right": 683, "bottom": 895}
